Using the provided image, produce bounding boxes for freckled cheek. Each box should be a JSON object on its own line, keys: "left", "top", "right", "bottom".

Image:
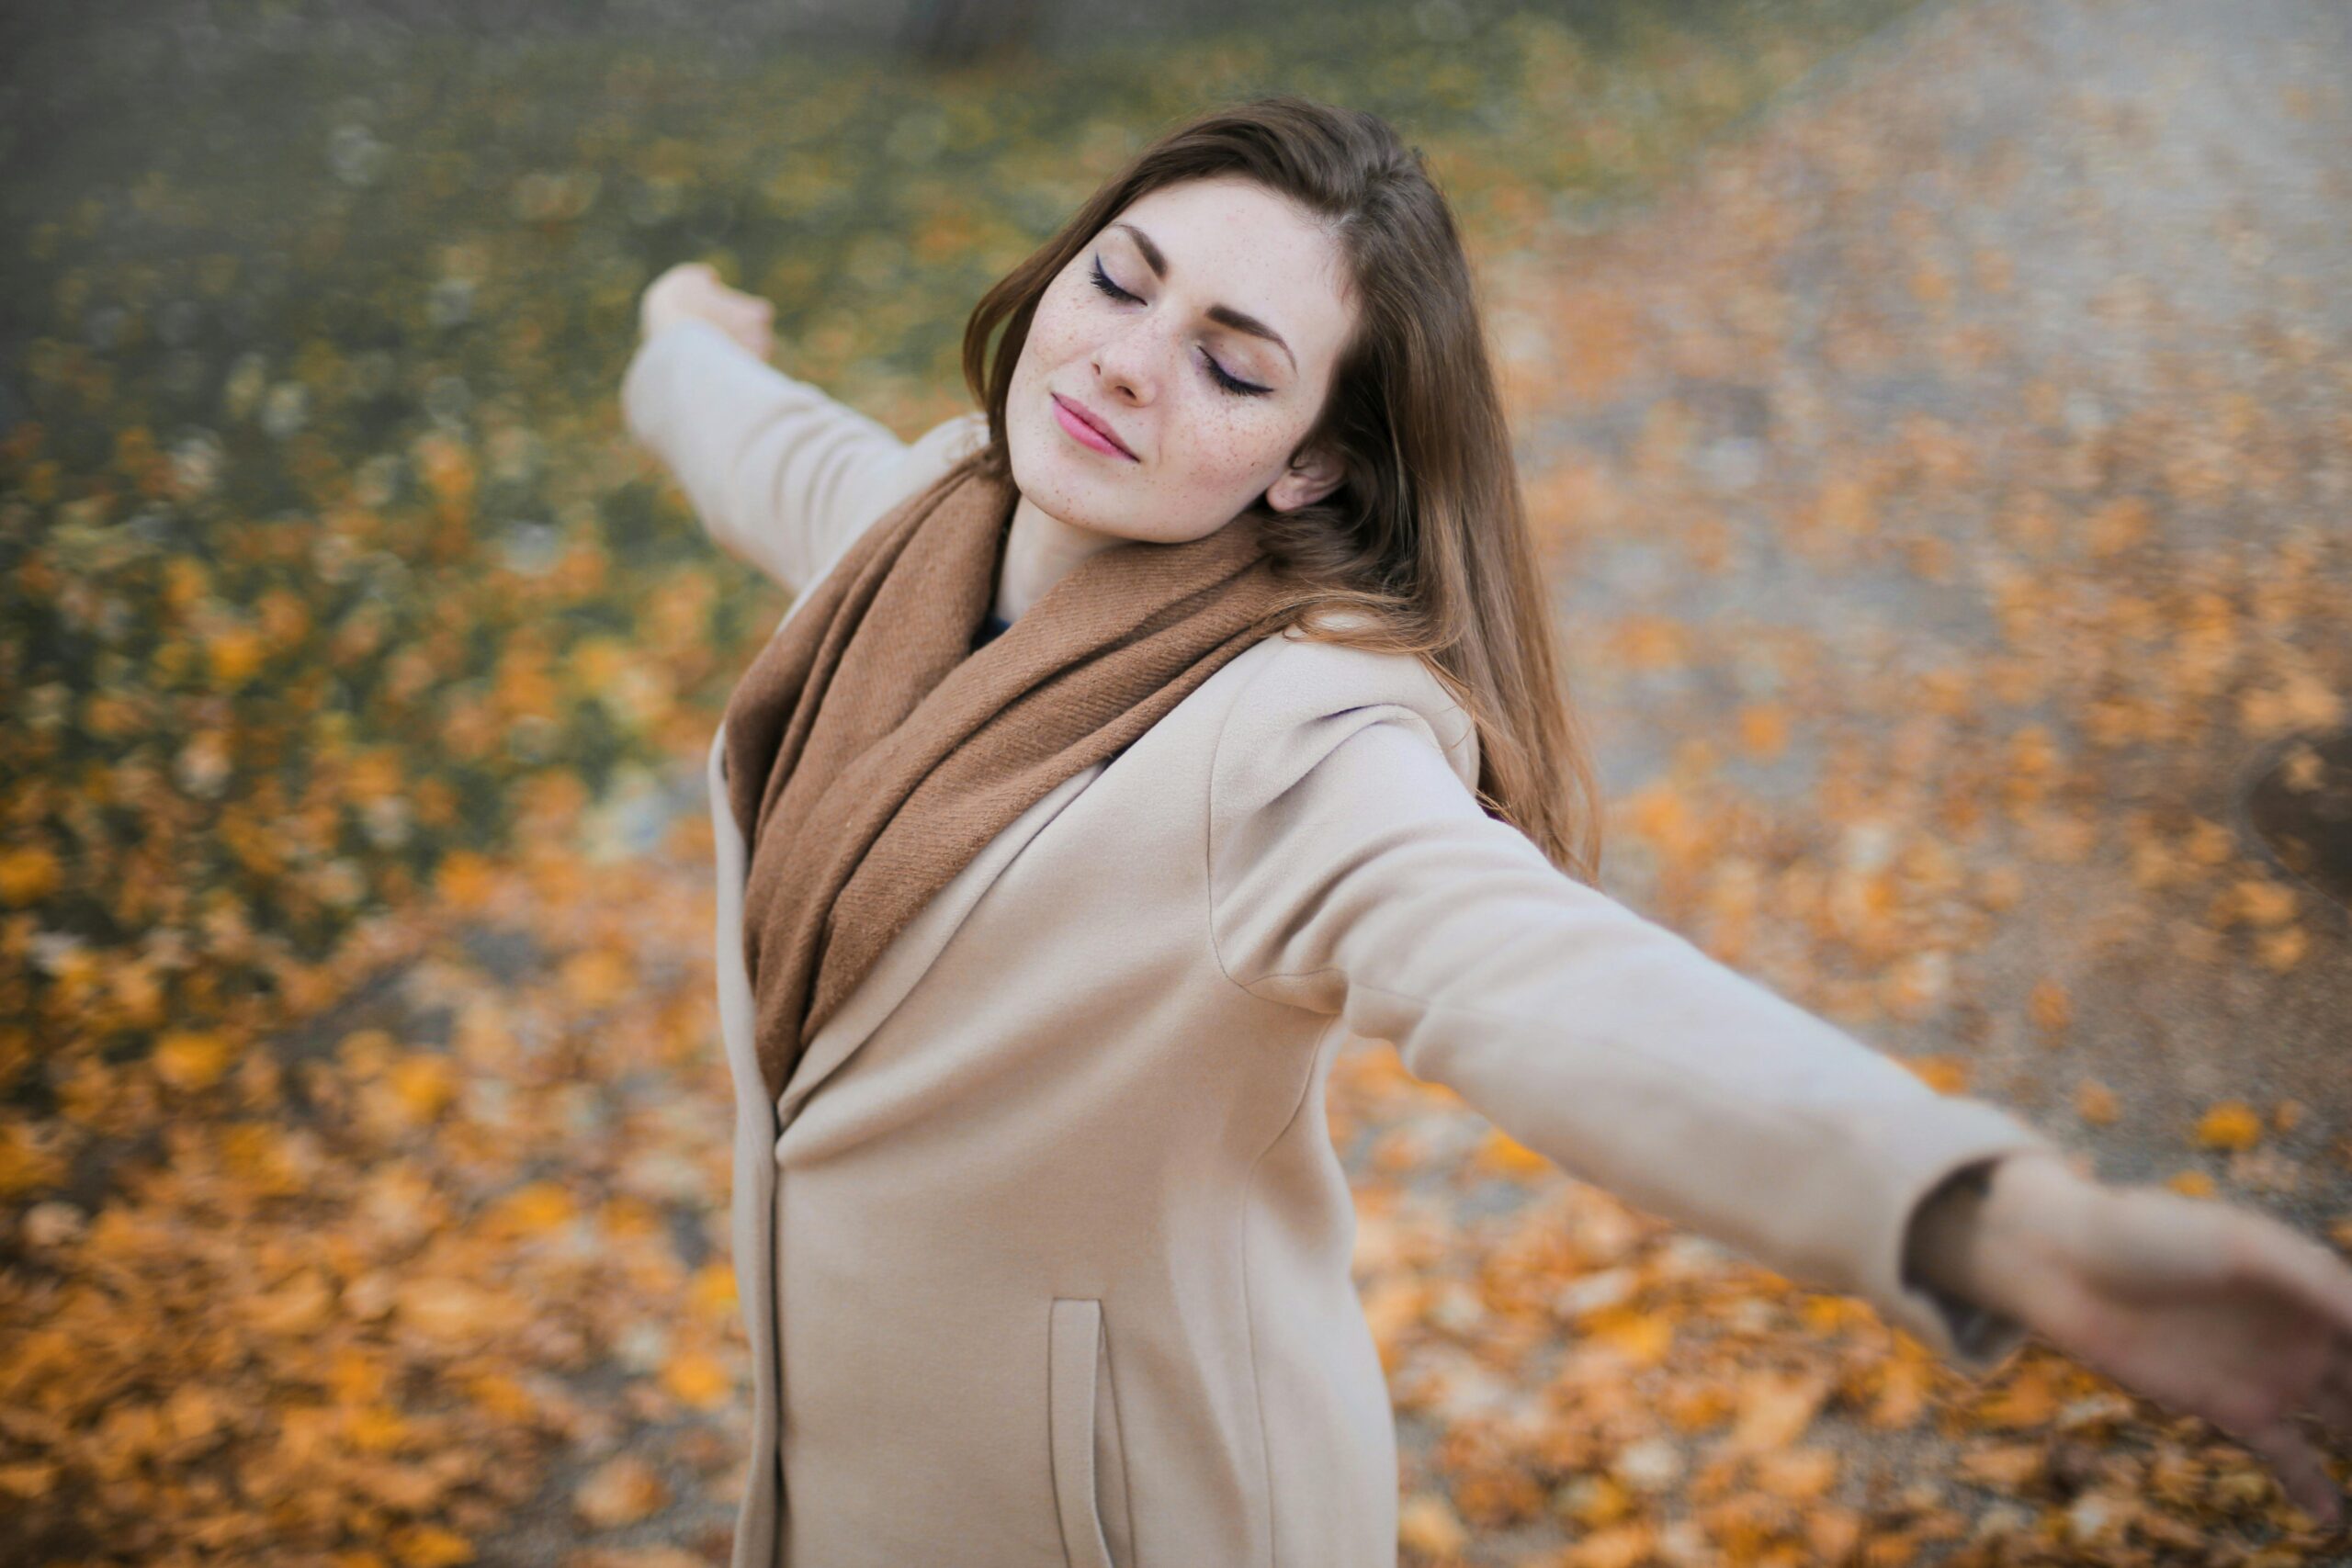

{"left": 1024, "top": 299, "right": 1094, "bottom": 374}
{"left": 1167, "top": 409, "right": 1290, "bottom": 504}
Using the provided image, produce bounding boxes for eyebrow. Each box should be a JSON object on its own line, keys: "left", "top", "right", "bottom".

{"left": 1109, "top": 221, "right": 1295, "bottom": 371}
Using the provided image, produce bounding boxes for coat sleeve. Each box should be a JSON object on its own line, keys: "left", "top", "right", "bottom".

{"left": 619, "top": 316, "right": 989, "bottom": 595}
{"left": 1205, "top": 639, "right": 2067, "bottom": 1373}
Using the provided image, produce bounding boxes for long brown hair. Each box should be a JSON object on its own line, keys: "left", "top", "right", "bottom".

{"left": 953, "top": 94, "right": 1603, "bottom": 885}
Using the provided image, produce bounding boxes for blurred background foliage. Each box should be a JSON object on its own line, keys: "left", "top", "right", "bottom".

{"left": 0, "top": 0, "right": 1916, "bottom": 1117}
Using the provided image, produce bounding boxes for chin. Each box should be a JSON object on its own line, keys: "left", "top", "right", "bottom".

{"left": 1009, "top": 419, "right": 1116, "bottom": 516}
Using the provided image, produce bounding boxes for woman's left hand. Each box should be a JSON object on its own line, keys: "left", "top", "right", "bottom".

{"left": 639, "top": 262, "right": 775, "bottom": 362}
{"left": 1984, "top": 1161, "right": 2352, "bottom": 1529}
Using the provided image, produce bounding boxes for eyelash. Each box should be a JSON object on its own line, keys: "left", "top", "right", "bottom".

{"left": 1088, "top": 257, "right": 1272, "bottom": 398}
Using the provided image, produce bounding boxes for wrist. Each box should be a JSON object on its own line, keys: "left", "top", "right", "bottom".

{"left": 1906, "top": 1147, "right": 2088, "bottom": 1328}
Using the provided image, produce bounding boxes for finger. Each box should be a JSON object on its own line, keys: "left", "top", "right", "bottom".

{"left": 2318, "top": 1352, "right": 2352, "bottom": 1434}
{"left": 2230, "top": 1414, "right": 2345, "bottom": 1529}
{"left": 2236, "top": 1220, "right": 2352, "bottom": 1335}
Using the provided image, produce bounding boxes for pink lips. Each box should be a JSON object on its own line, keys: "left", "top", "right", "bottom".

{"left": 1051, "top": 392, "right": 1136, "bottom": 460}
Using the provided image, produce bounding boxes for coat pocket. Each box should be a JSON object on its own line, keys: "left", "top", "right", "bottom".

{"left": 1047, "top": 1298, "right": 1134, "bottom": 1568}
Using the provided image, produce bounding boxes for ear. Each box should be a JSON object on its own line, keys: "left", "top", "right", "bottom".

{"left": 1265, "top": 442, "right": 1347, "bottom": 513}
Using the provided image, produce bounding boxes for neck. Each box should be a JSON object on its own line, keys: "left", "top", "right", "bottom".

{"left": 993, "top": 488, "right": 1126, "bottom": 622}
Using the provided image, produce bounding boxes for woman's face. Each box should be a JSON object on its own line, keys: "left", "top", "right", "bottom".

{"left": 1004, "top": 175, "right": 1359, "bottom": 545}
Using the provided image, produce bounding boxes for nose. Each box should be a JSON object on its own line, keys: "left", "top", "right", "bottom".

{"left": 1091, "top": 315, "right": 1166, "bottom": 406}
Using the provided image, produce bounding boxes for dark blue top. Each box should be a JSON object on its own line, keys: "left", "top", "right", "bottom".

{"left": 971, "top": 610, "right": 1012, "bottom": 650}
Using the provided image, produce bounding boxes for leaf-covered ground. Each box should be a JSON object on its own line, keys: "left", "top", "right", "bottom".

{"left": 5, "top": 0, "right": 2351, "bottom": 1562}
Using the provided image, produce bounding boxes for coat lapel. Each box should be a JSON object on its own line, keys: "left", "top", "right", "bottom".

{"left": 703, "top": 718, "right": 783, "bottom": 1568}
{"left": 710, "top": 716, "right": 1106, "bottom": 1133}
{"left": 707, "top": 720, "right": 764, "bottom": 1121}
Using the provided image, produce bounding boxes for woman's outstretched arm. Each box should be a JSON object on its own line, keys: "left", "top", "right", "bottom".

{"left": 1207, "top": 637, "right": 2352, "bottom": 1525}
{"left": 621, "top": 263, "right": 984, "bottom": 595}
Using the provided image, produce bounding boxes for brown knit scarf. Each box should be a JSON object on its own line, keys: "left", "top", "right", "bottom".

{"left": 720, "top": 454, "right": 1313, "bottom": 1106}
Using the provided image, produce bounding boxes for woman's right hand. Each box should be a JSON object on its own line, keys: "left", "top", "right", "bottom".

{"left": 639, "top": 262, "right": 775, "bottom": 362}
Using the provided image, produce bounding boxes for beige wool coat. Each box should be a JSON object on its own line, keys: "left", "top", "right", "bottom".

{"left": 621, "top": 317, "right": 2064, "bottom": 1568}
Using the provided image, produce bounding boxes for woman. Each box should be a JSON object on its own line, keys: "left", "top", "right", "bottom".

{"left": 622, "top": 96, "right": 2352, "bottom": 1566}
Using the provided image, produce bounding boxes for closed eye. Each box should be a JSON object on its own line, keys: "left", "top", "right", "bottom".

{"left": 1089, "top": 256, "right": 1272, "bottom": 398}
